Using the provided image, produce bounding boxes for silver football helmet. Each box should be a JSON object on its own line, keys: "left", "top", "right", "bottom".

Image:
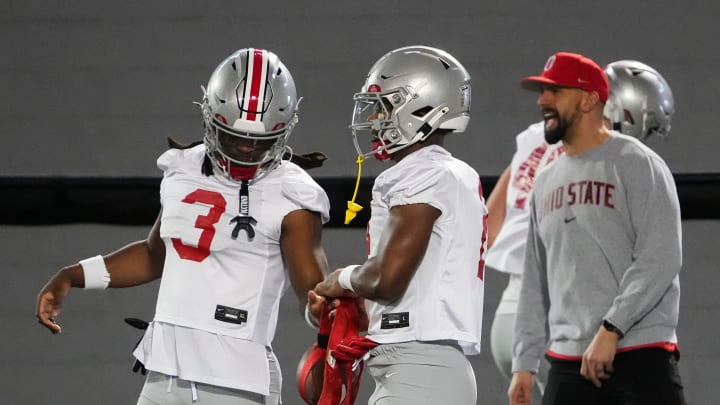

{"left": 350, "top": 46, "right": 471, "bottom": 159}
{"left": 604, "top": 60, "right": 674, "bottom": 141}
{"left": 202, "top": 48, "right": 298, "bottom": 182}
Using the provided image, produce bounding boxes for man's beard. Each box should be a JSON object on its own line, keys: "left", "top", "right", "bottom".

{"left": 543, "top": 108, "right": 570, "bottom": 144}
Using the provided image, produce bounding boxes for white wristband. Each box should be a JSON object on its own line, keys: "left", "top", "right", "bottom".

{"left": 304, "top": 303, "right": 319, "bottom": 329}
{"left": 79, "top": 255, "right": 111, "bottom": 290}
{"left": 338, "top": 265, "right": 359, "bottom": 292}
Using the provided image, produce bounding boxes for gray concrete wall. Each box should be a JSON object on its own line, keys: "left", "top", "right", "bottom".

{"left": 2, "top": 1, "right": 719, "bottom": 404}
{"left": 2, "top": 1, "right": 719, "bottom": 179}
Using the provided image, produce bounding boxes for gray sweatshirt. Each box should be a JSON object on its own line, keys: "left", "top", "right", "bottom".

{"left": 512, "top": 133, "right": 682, "bottom": 373}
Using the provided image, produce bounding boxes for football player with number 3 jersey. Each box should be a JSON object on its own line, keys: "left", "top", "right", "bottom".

{"left": 314, "top": 46, "right": 486, "bottom": 405}
{"left": 36, "top": 48, "right": 330, "bottom": 405}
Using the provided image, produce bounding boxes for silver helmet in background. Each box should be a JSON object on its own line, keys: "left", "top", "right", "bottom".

{"left": 351, "top": 45, "right": 471, "bottom": 160}
{"left": 604, "top": 60, "right": 675, "bottom": 141}
{"left": 202, "top": 48, "right": 298, "bottom": 182}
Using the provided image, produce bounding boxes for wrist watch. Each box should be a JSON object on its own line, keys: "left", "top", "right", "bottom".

{"left": 602, "top": 320, "right": 624, "bottom": 339}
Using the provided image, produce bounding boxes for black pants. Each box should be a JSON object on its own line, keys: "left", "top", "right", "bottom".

{"left": 543, "top": 348, "right": 686, "bottom": 405}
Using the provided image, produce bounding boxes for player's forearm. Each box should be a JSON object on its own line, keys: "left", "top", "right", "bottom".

{"left": 55, "top": 264, "right": 86, "bottom": 288}
{"left": 486, "top": 165, "right": 511, "bottom": 248}
{"left": 350, "top": 258, "right": 410, "bottom": 305}
{"left": 102, "top": 240, "right": 164, "bottom": 287}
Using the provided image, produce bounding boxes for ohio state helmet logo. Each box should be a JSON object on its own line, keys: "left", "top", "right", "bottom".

{"left": 367, "top": 84, "right": 381, "bottom": 93}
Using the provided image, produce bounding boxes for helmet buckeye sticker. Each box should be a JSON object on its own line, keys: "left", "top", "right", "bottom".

{"left": 215, "top": 113, "right": 228, "bottom": 125}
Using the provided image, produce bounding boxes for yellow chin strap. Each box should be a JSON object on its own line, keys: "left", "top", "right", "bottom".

{"left": 345, "top": 155, "right": 365, "bottom": 224}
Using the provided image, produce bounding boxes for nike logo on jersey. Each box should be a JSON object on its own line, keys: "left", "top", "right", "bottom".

{"left": 215, "top": 305, "right": 248, "bottom": 324}
{"left": 564, "top": 216, "right": 576, "bottom": 223}
{"left": 380, "top": 312, "right": 410, "bottom": 329}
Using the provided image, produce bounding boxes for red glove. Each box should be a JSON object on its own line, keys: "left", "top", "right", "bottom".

{"left": 297, "top": 299, "right": 378, "bottom": 405}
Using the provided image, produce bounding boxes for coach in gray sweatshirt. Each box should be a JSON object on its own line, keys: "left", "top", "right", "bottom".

{"left": 508, "top": 52, "right": 686, "bottom": 405}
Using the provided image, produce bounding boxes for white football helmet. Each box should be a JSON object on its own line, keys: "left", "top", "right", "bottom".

{"left": 202, "top": 48, "right": 298, "bottom": 182}
{"left": 604, "top": 60, "right": 675, "bottom": 141}
{"left": 350, "top": 46, "right": 471, "bottom": 159}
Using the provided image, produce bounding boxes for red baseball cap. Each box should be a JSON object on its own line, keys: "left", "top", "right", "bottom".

{"left": 521, "top": 52, "right": 609, "bottom": 102}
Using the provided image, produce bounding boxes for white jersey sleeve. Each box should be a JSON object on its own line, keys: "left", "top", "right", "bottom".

{"left": 157, "top": 147, "right": 183, "bottom": 173}
{"left": 280, "top": 163, "right": 331, "bottom": 224}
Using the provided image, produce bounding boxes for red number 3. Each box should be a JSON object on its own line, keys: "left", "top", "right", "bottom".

{"left": 171, "top": 189, "right": 227, "bottom": 262}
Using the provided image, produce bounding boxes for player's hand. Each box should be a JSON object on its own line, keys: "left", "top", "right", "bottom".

{"left": 35, "top": 270, "right": 73, "bottom": 334}
{"left": 313, "top": 268, "right": 357, "bottom": 299}
{"left": 580, "top": 325, "right": 618, "bottom": 387}
{"left": 508, "top": 371, "right": 534, "bottom": 405}
{"left": 307, "top": 290, "right": 326, "bottom": 324}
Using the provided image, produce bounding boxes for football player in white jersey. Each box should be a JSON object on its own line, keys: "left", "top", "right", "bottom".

{"left": 314, "top": 46, "right": 487, "bottom": 405}
{"left": 486, "top": 59, "right": 675, "bottom": 399}
{"left": 36, "top": 48, "right": 330, "bottom": 405}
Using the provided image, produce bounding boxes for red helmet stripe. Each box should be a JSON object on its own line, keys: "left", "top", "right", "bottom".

{"left": 244, "top": 48, "right": 267, "bottom": 122}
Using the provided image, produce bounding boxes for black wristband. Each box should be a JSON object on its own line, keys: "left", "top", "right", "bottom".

{"left": 317, "top": 333, "right": 329, "bottom": 349}
{"left": 603, "top": 320, "right": 624, "bottom": 339}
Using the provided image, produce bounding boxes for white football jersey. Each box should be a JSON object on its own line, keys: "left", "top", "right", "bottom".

{"left": 365, "top": 145, "right": 486, "bottom": 355}
{"left": 485, "top": 122, "right": 563, "bottom": 276}
{"left": 134, "top": 144, "right": 329, "bottom": 394}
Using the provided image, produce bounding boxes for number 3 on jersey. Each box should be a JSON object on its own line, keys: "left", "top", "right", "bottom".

{"left": 171, "top": 189, "right": 227, "bottom": 262}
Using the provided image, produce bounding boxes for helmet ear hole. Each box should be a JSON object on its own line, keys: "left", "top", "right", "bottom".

{"left": 623, "top": 109, "right": 635, "bottom": 125}
{"left": 411, "top": 106, "right": 433, "bottom": 117}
